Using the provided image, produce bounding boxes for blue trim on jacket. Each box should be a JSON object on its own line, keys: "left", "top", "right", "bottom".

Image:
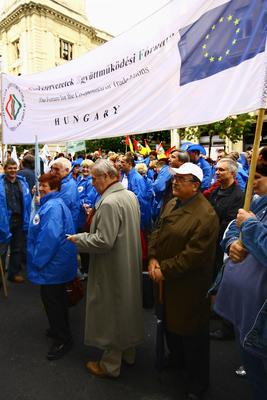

{"left": 27, "top": 192, "right": 78, "bottom": 285}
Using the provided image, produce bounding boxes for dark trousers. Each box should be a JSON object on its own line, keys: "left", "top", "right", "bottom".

{"left": 40, "top": 284, "right": 72, "bottom": 344}
{"left": 166, "top": 327, "right": 210, "bottom": 395}
{"left": 8, "top": 219, "right": 25, "bottom": 279}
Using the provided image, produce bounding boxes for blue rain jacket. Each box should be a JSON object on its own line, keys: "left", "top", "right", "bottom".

{"left": 0, "top": 174, "right": 31, "bottom": 244}
{"left": 77, "top": 175, "right": 100, "bottom": 228}
{"left": 236, "top": 166, "right": 248, "bottom": 192}
{"left": 215, "top": 195, "right": 267, "bottom": 359}
{"left": 196, "top": 157, "right": 212, "bottom": 191}
{"left": 58, "top": 173, "right": 80, "bottom": 231}
{"left": 127, "top": 168, "right": 151, "bottom": 230}
{"left": 27, "top": 192, "right": 78, "bottom": 285}
{"left": 152, "top": 164, "right": 172, "bottom": 222}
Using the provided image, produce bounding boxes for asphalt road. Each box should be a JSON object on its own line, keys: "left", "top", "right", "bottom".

{"left": 0, "top": 280, "right": 251, "bottom": 400}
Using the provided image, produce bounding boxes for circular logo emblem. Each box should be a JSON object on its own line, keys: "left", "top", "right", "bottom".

{"left": 33, "top": 214, "right": 40, "bottom": 225}
{"left": 2, "top": 83, "right": 26, "bottom": 131}
{"left": 78, "top": 186, "right": 84, "bottom": 193}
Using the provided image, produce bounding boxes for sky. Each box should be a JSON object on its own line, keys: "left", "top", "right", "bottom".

{"left": 86, "top": 0, "right": 170, "bottom": 35}
{"left": 0, "top": 0, "right": 171, "bottom": 36}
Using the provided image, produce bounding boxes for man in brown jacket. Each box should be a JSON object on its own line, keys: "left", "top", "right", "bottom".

{"left": 148, "top": 162, "right": 219, "bottom": 400}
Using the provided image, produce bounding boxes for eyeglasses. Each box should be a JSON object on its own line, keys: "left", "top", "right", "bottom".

{"left": 172, "top": 176, "right": 195, "bottom": 183}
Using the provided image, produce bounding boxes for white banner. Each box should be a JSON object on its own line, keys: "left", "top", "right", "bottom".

{"left": 1, "top": 0, "right": 267, "bottom": 144}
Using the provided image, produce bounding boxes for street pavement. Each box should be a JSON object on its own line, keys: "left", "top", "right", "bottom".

{"left": 0, "top": 280, "right": 251, "bottom": 400}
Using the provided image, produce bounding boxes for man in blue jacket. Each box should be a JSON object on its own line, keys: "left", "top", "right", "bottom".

{"left": 50, "top": 157, "right": 80, "bottom": 231}
{"left": 121, "top": 153, "right": 151, "bottom": 231}
{"left": 187, "top": 145, "right": 212, "bottom": 191}
{"left": 0, "top": 158, "right": 31, "bottom": 282}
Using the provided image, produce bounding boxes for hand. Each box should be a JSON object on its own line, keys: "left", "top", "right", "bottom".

{"left": 34, "top": 195, "right": 40, "bottom": 205}
{"left": 229, "top": 239, "right": 248, "bottom": 263}
{"left": 153, "top": 268, "right": 165, "bottom": 283}
{"left": 83, "top": 204, "right": 92, "bottom": 215}
{"left": 148, "top": 258, "right": 164, "bottom": 282}
{"left": 66, "top": 234, "right": 77, "bottom": 244}
{"left": 236, "top": 209, "right": 256, "bottom": 228}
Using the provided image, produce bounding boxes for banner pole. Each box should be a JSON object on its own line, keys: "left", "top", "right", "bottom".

{"left": 243, "top": 108, "right": 266, "bottom": 211}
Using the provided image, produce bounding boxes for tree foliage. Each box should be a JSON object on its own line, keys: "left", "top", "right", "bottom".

{"left": 179, "top": 113, "right": 256, "bottom": 144}
{"left": 85, "top": 130, "right": 171, "bottom": 153}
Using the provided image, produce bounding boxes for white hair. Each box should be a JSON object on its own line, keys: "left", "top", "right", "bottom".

{"left": 51, "top": 157, "right": 71, "bottom": 171}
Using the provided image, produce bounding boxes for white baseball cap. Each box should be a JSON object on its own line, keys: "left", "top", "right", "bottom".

{"left": 170, "top": 162, "right": 203, "bottom": 182}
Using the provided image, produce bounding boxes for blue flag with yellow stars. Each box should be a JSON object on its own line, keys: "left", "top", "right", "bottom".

{"left": 179, "top": 0, "right": 267, "bottom": 86}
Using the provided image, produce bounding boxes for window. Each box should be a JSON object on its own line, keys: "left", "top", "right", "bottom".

{"left": 12, "top": 39, "right": 20, "bottom": 59}
{"left": 60, "top": 39, "right": 73, "bottom": 60}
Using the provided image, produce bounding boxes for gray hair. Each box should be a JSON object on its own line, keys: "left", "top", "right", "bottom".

{"left": 51, "top": 157, "right": 71, "bottom": 171}
{"left": 217, "top": 158, "right": 238, "bottom": 175}
{"left": 92, "top": 159, "right": 118, "bottom": 178}
{"left": 175, "top": 150, "right": 190, "bottom": 163}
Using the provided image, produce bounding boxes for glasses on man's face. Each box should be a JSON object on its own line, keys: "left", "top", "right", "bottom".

{"left": 172, "top": 175, "right": 194, "bottom": 183}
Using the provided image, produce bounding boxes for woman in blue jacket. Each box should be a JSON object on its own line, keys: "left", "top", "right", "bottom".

{"left": 215, "top": 163, "right": 267, "bottom": 400}
{"left": 27, "top": 173, "right": 78, "bottom": 361}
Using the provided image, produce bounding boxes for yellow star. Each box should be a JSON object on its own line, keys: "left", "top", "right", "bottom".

{"left": 236, "top": 28, "right": 240, "bottom": 34}
{"left": 227, "top": 15, "right": 233, "bottom": 21}
{"left": 218, "top": 56, "right": 223, "bottom": 61}
{"left": 219, "top": 17, "right": 224, "bottom": 23}
{"left": 205, "top": 34, "right": 210, "bottom": 40}
{"left": 234, "top": 18, "right": 240, "bottom": 25}
{"left": 202, "top": 44, "right": 207, "bottom": 49}
{"left": 232, "top": 39, "right": 237, "bottom": 45}
{"left": 209, "top": 56, "right": 215, "bottom": 62}
{"left": 212, "top": 24, "right": 216, "bottom": 30}
{"left": 225, "top": 49, "right": 230, "bottom": 55}
{"left": 204, "top": 52, "right": 209, "bottom": 58}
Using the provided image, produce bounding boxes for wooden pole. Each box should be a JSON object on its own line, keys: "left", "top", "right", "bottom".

{"left": 243, "top": 108, "right": 266, "bottom": 211}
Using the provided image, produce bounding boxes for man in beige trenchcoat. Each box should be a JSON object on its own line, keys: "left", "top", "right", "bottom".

{"left": 67, "top": 159, "right": 144, "bottom": 378}
{"left": 148, "top": 162, "right": 219, "bottom": 400}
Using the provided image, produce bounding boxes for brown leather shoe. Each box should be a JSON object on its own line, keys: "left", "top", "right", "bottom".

{"left": 11, "top": 275, "right": 25, "bottom": 283}
{"left": 85, "top": 361, "right": 115, "bottom": 378}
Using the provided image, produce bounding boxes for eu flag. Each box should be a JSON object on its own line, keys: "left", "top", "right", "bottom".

{"left": 178, "top": 0, "right": 267, "bottom": 86}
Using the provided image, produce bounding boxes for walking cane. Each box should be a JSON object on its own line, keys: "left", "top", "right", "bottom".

{"left": 0, "top": 258, "right": 8, "bottom": 298}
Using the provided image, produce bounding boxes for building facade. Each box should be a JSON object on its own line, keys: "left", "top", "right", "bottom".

{"left": 0, "top": 0, "right": 112, "bottom": 155}
{"left": 0, "top": 0, "right": 112, "bottom": 75}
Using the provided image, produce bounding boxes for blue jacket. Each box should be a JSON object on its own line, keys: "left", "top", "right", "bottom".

{"left": 27, "top": 192, "right": 78, "bottom": 285}
{"left": 236, "top": 166, "right": 248, "bottom": 192}
{"left": 152, "top": 164, "right": 172, "bottom": 221}
{"left": 77, "top": 175, "right": 100, "bottom": 228}
{"left": 0, "top": 174, "right": 31, "bottom": 244}
{"left": 215, "top": 195, "right": 267, "bottom": 359}
{"left": 196, "top": 157, "right": 212, "bottom": 191}
{"left": 127, "top": 168, "right": 151, "bottom": 230}
{"left": 58, "top": 173, "right": 80, "bottom": 231}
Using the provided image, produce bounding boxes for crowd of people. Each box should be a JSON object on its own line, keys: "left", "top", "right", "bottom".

{"left": 0, "top": 143, "right": 266, "bottom": 400}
